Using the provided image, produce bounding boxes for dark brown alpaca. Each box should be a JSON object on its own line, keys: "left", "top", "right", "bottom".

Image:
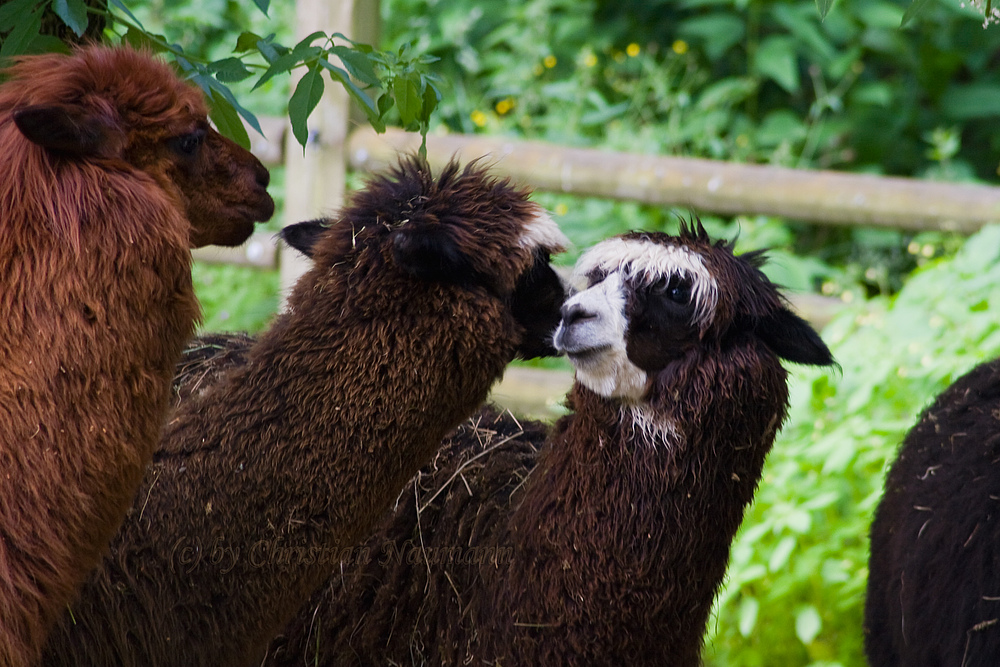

{"left": 40, "top": 158, "right": 568, "bottom": 667}
{"left": 263, "top": 223, "right": 836, "bottom": 667}
{"left": 0, "top": 45, "right": 273, "bottom": 667}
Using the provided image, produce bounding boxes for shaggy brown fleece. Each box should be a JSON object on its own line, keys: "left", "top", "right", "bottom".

{"left": 41, "top": 158, "right": 566, "bottom": 667}
{"left": 263, "top": 223, "right": 835, "bottom": 667}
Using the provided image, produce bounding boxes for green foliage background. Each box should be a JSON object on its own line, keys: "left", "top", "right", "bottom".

{"left": 709, "top": 224, "right": 1000, "bottom": 666}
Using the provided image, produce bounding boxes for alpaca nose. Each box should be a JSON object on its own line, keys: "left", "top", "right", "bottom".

{"left": 560, "top": 302, "right": 595, "bottom": 327}
{"left": 254, "top": 161, "right": 270, "bottom": 188}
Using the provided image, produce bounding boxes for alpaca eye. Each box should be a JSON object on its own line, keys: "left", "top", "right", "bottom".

{"left": 170, "top": 130, "right": 205, "bottom": 157}
{"left": 667, "top": 284, "right": 690, "bottom": 304}
{"left": 650, "top": 277, "right": 690, "bottom": 304}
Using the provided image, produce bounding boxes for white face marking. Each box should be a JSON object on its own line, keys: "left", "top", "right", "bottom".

{"left": 518, "top": 209, "right": 569, "bottom": 253}
{"left": 553, "top": 272, "right": 649, "bottom": 401}
{"left": 572, "top": 237, "right": 718, "bottom": 330}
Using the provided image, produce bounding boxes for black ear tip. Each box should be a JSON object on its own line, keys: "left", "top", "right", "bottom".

{"left": 280, "top": 219, "right": 329, "bottom": 258}
{"left": 13, "top": 106, "right": 57, "bottom": 141}
{"left": 757, "top": 307, "right": 837, "bottom": 368}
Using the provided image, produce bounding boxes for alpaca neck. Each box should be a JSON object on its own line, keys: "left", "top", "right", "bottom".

{"left": 494, "top": 347, "right": 788, "bottom": 665}
{"left": 75, "top": 268, "right": 518, "bottom": 667}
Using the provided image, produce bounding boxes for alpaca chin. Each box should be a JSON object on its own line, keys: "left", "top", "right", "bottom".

{"left": 573, "top": 350, "right": 648, "bottom": 402}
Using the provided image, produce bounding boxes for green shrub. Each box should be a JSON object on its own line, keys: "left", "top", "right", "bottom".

{"left": 705, "top": 224, "right": 1000, "bottom": 667}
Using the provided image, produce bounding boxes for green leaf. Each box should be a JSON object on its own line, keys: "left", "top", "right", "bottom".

{"left": 393, "top": 74, "right": 422, "bottom": 127}
{"left": 377, "top": 91, "right": 395, "bottom": 117}
{"left": 211, "top": 57, "right": 253, "bottom": 83}
{"left": 0, "top": 0, "right": 37, "bottom": 33}
{"left": 107, "top": 0, "right": 143, "bottom": 27}
{"left": 768, "top": 535, "right": 797, "bottom": 572}
{"left": 795, "top": 606, "right": 822, "bottom": 645}
{"left": 772, "top": 5, "right": 836, "bottom": 62}
{"left": 293, "top": 31, "right": 328, "bottom": 53}
{"left": 815, "top": 0, "right": 835, "bottom": 20}
{"left": 753, "top": 36, "right": 800, "bottom": 94}
{"left": 901, "top": 0, "right": 936, "bottom": 26}
{"left": 320, "top": 59, "right": 379, "bottom": 121}
{"left": 122, "top": 26, "right": 165, "bottom": 52}
{"left": 52, "top": 0, "right": 89, "bottom": 37}
{"left": 420, "top": 79, "right": 441, "bottom": 123}
{"left": 255, "top": 34, "right": 289, "bottom": 64}
{"left": 289, "top": 66, "right": 325, "bottom": 149}
{"left": 206, "top": 92, "right": 251, "bottom": 150}
{"left": 0, "top": 7, "right": 41, "bottom": 58}
{"left": 190, "top": 72, "right": 263, "bottom": 136}
{"left": 941, "top": 83, "right": 1000, "bottom": 120}
{"left": 235, "top": 32, "right": 264, "bottom": 54}
{"left": 677, "top": 14, "right": 745, "bottom": 61}
{"left": 329, "top": 45, "right": 380, "bottom": 87}
{"left": 28, "top": 34, "right": 70, "bottom": 54}
{"left": 252, "top": 0, "right": 270, "bottom": 16}
{"left": 738, "top": 597, "right": 759, "bottom": 637}
{"left": 253, "top": 52, "right": 300, "bottom": 91}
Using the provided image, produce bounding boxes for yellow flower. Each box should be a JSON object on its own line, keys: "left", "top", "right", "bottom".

{"left": 554, "top": 203, "right": 569, "bottom": 216}
{"left": 470, "top": 110, "right": 487, "bottom": 128}
{"left": 672, "top": 39, "right": 689, "bottom": 55}
{"left": 583, "top": 52, "right": 598, "bottom": 68}
{"left": 543, "top": 55, "right": 557, "bottom": 69}
{"left": 626, "top": 43, "right": 640, "bottom": 57}
{"left": 495, "top": 98, "right": 514, "bottom": 115}
{"left": 735, "top": 134, "right": 750, "bottom": 148}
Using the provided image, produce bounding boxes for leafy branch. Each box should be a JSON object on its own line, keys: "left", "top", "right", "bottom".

{"left": 0, "top": 0, "right": 441, "bottom": 155}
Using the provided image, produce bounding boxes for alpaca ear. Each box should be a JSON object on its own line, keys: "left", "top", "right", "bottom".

{"left": 280, "top": 219, "right": 329, "bottom": 258}
{"left": 13, "top": 105, "right": 110, "bottom": 156}
{"left": 392, "top": 224, "right": 477, "bottom": 284}
{"left": 756, "top": 307, "right": 836, "bottom": 367}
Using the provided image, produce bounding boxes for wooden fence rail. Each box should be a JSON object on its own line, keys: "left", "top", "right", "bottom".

{"left": 349, "top": 127, "right": 1000, "bottom": 234}
{"left": 198, "top": 121, "right": 1000, "bottom": 271}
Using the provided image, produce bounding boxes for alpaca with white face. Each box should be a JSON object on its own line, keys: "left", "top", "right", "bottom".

{"left": 263, "top": 221, "right": 836, "bottom": 667}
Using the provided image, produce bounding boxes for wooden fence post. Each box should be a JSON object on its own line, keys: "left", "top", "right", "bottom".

{"left": 280, "top": 0, "right": 380, "bottom": 304}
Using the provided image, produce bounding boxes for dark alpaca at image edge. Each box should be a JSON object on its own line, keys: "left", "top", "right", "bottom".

{"left": 865, "top": 358, "right": 1000, "bottom": 667}
{"left": 40, "top": 158, "right": 569, "bottom": 667}
{"left": 264, "top": 222, "right": 836, "bottom": 667}
{"left": 0, "top": 45, "right": 272, "bottom": 667}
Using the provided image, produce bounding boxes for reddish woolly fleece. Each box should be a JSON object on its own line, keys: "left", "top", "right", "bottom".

{"left": 0, "top": 45, "right": 270, "bottom": 667}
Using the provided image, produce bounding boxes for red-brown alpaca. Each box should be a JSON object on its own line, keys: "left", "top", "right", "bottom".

{"left": 0, "top": 45, "right": 272, "bottom": 667}
{"left": 262, "top": 223, "right": 836, "bottom": 667}
{"left": 39, "top": 158, "right": 567, "bottom": 667}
